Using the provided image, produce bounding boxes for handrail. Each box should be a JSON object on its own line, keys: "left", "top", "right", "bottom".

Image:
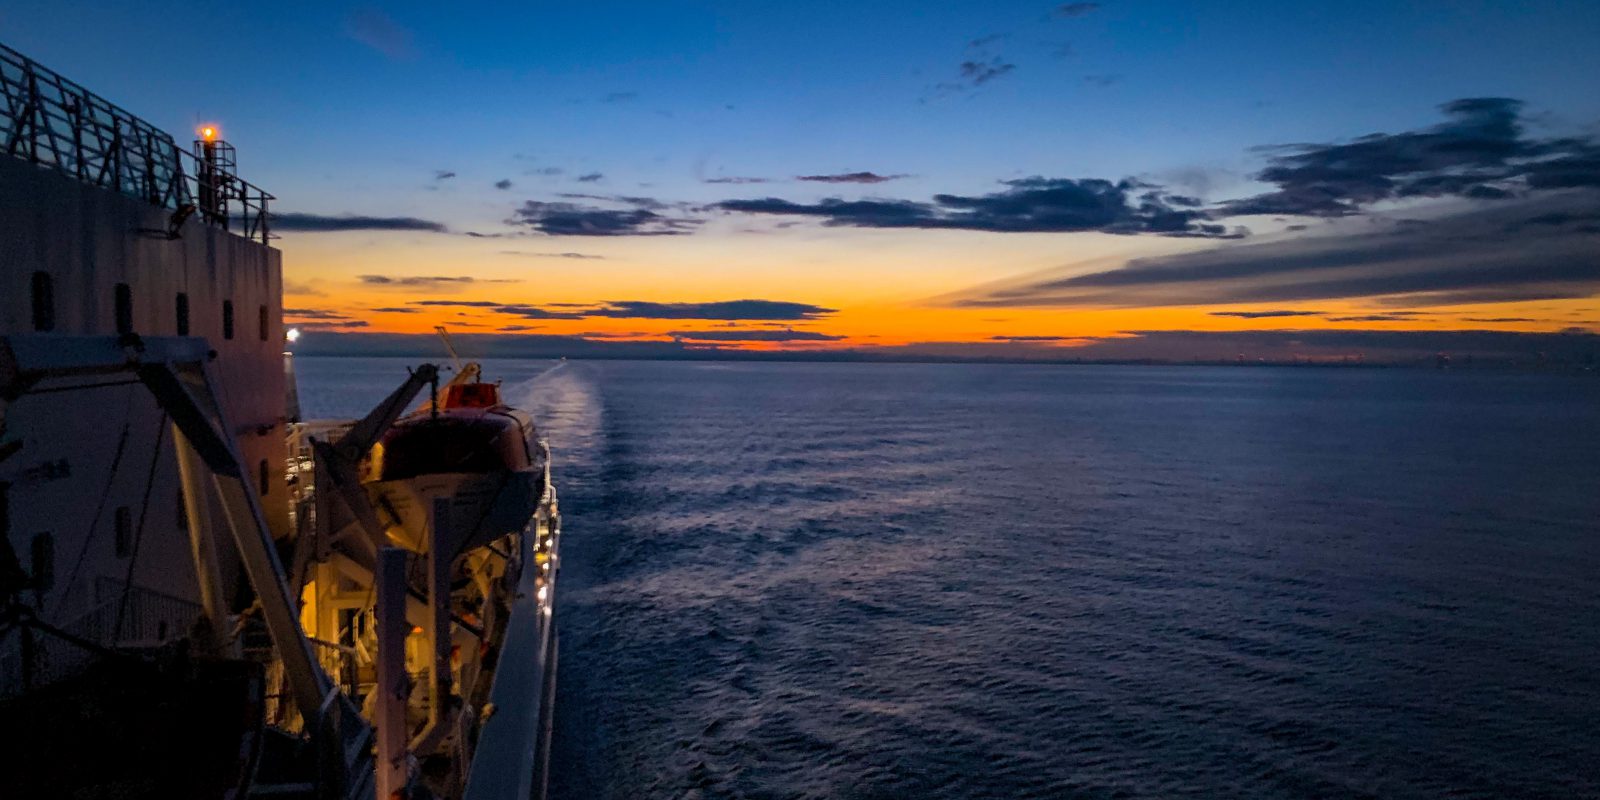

{"left": 0, "top": 41, "right": 273, "bottom": 244}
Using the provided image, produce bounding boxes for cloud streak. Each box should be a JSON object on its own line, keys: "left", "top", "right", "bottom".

{"left": 345, "top": 9, "right": 416, "bottom": 59}
{"left": 589, "top": 300, "right": 835, "bottom": 320}
{"left": 499, "top": 250, "right": 606, "bottom": 260}
{"left": 272, "top": 213, "right": 448, "bottom": 233}
{"left": 958, "top": 191, "right": 1600, "bottom": 308}
{"left": 359, "top": 275, "right": 521, "bottom": 288}
{"left": 1054, "top": 3, "right": 1101, "bottom": 18}
{"left": 958, "top": 59, "right": 1015, "bottom": 86}
{"left": 797, "top": 172, "right": 909, "bottom": 184}
{"left": 400, "top": 298, "right": 835, "bottom": 321}
{"left": 671, "top": 329, "right": 844, "bottom": 342}
{"left": 1210, "top": 310, "right": 1328, "bottom": 319}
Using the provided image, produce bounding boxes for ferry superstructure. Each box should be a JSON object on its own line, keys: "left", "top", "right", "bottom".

{"left": 0, "top": 42, "right": 560, "bottom": 799}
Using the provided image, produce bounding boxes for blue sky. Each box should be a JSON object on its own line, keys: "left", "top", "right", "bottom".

{"left": 10, "top": 1, "right": 1598, "bottom": 211}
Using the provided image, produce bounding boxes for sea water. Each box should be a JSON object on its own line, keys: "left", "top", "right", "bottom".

{"left": 296, "top": 358, "right": 1600, "bottom": 799}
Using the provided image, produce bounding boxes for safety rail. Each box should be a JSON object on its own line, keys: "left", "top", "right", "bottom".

{"left": 0, "top": 577, "right": 205, "bottom": 697}
{"left": 0, "top": 42, "right": 273, "bottom": 244}
{"left": 86, "top": 576, "right": 206, "bottom": 645}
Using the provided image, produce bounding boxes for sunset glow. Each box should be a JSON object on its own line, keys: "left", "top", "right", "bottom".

{"left": 20, "top": 1, "right": 1594, "bottom": 363}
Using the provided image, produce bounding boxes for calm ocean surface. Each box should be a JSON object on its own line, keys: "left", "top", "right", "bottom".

{"left": 296, "top": 358, "right": 1600, "bottom": 799}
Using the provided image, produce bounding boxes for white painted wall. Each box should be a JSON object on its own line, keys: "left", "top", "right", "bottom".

{"left": 1, "top": 155, "right": 288, "bottom": 628}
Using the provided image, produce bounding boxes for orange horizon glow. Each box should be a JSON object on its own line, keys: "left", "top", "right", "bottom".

{"left": 276, "top": 219, "right": 1597, "bottom": 355}
{"left": 282, "top": 273, "right": 1594, "bottom": 353}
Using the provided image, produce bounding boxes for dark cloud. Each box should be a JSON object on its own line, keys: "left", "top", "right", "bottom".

{"left": 1505, "top": 208, "right": 1600, "bottom": 232}
{"left": 601, "top": 91, "right": 639, "bottom": 103}
{"left": 510, "top": 197, "right": 699, "bottom": 236}
{"left": 294, "top": 320, "right": 371, "bottom": 330}
{"left": 797, "top": 172, "right": 909, "bottom": 184}
{"left": 345, "top": 9, "right": 415, "bottom": 59}
{"left": 554, "top": 192, "right": 670, "bottom": 209}
{"left": 717, "top": 177, "right": 1236, "bottom": 237}
{"left": 408, "top": 300, "right": 586, "bottom": 319}
{"left": 1461, "top": 317, "right": 1538, "bottom": 323}
{"left": 576, "top": 173, "right": 604, "bottom": 183}
{"left": 704, "top": 176, "right": 774, "bottom": 185}
{"left": 989, "top": 335, "right": 1077, "bottom": 341}
{"left": 1054, "top": 3, "right": 1101, "bottom": 18}
{"left": 958, "top": 192, "right": 1600, "bottom": 308}
{"left": 284, "top": 308, "right": 352, "bottom": 320}
{"left": 927, "top": 54, "right": 1018, "bottom": 99}
{"left": 1209, "top": 310, "right": 1328, "bottom": 319}
{"left": 670, "top": 329, "right": 845, "bottom": 342}
{"left": 494, "top": 179, "right": 514, "bottom": 190}
{"left": 272, "top": 213, "right": 448, "bottom": 233}
{"left": 1323, "top": 314, "right": 1422, "bottom": 322}
{"left": 410, "top": 300, "right": 502, "bottom": 308}
{"left": 498, "top": 250, "right": 606, "bottom": 260}
{"left": 589, "top": 300, "right": 835, "bottom": 320}
{"left": 368, "top": 307, "right": 421, "bottom": 314}
{"left": 1222, "top": 98, "right": 1600, "bottom": 217}
{"left": 527, "top": 167, "right": 565, "bottom": 177}
{"left": 359, "top": 275, "right": 520, "bottom": 288}
{"left": 402, "top": 298, "right": 831, "bottom": 321}
{"left": 496, "top": 305, "right": 590, "bottom": 320}
{"left": 433, "top": 170, "right": 456, "bottom": 181}
{"left": 959, "top": 59, "right": 1016, "bottom": 86}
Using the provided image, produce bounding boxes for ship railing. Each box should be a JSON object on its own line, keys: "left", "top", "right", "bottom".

{"left": 310, "top": 636, "right": 369, "bottom": 697}
{"left": 0, "top": 577, "right": 204, "bottom": 697}
{"left": 0, "top": 622, "right": 111, "bottom": 698}
{"left": 266, "top": 635, "right": 372, "bottom": 730}
{"left": 76, "top": 576, "right": 206, "bottom": 647}
{"left": 0, "top": 41, "right": 274, "bottom": 244}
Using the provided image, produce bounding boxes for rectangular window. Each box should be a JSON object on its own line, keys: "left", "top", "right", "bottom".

{"left": 176, "top": 293, "right": 190, "bottom": 335}
{"left": 31, "top": 272, "right": 54, "bottom": 332}
{"left": 258, "top": 459, "right": 271, "bottom": 497}
{"left": 222, "top": 300, "right": 235, "bottom": 340}
{"left": 114, "top": 282, "right": 133, "bottom": 334}
{"left": 259, "top": 304, "right": 269, "bottom": 341}
{"left": 114, "top": 506, "right": 133, "bottom": 557}
{"left": 31, "top": 532, "right": 54, "bottom": 593}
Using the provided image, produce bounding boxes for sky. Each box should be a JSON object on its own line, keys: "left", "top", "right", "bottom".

{"left": 5, "top": 1, "right": 1599, "bottom": 362}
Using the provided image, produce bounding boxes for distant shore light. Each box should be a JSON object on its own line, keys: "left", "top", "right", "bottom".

{"left": 286, "top": 327, "right": 301, "bottom": 343}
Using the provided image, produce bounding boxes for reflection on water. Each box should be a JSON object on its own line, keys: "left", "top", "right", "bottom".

{"left": 297, "top": 359, "right": 1600, "bottom": 799}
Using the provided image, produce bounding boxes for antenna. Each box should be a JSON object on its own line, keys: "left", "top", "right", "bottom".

{"left": 435, "top": 326, "right": 463, "bottom": 372}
